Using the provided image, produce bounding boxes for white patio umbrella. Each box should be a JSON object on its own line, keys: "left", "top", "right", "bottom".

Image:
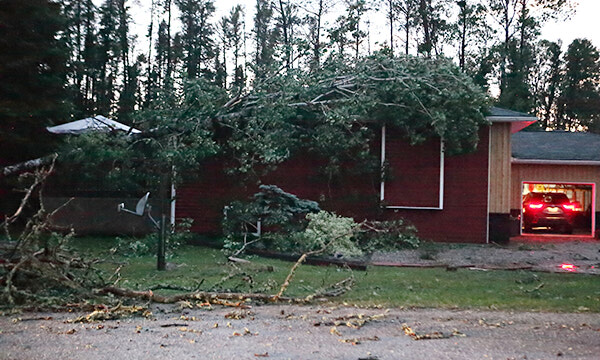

{"left": 46, "top": 115, "right": 141, "bottom": 135}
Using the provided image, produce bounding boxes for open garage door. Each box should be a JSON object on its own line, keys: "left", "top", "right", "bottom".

{"left": 521, "top": 182, "right": 595, "bottom": 236}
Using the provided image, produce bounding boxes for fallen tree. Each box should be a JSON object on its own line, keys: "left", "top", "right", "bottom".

{"left": 0, "top": 158, "right": 100, "bottom": 306}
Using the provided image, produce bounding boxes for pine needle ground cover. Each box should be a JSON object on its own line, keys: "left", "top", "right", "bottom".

{"left": 74, "top": 237, "right": 599, "bottom": 313}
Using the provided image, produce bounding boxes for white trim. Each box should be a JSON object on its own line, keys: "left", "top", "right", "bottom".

{"left": 486, "top": 126, "right": 491, "bottom": 244}
{"left": 512, "top": 158, "right": 600, "bottom": 166}
{"left": 170, "top": 183, "right": 176, "bottom": 227}
{"left": 520, "top": 180, "right": 596, "bottom": 237}
{"left": 380, "top": 124, "right": 445, "bottom": 210}
{"left": 380, "top": 125, "right": 386, "bottom": 202}
{"left": 386, "top": 206, "right": 444, "bottom": 210}
{"left": 439, "top": 141, "right": 445, "bottom": 209}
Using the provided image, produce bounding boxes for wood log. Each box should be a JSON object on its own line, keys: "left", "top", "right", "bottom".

{"left": 96, "top": 286, "right": 302, "bottom": 304}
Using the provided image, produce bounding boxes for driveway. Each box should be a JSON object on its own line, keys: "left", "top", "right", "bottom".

{"left": 371, "top": 238, "right": 600, "bottom": 274}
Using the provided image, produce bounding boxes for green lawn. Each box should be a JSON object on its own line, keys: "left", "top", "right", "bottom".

{"left": 72, "top": 237, "right": 600, "bottom": 313}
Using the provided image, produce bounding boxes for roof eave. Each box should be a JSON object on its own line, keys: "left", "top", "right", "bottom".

{"left": 512, "top": 158, "right": 600, "bottom": 166}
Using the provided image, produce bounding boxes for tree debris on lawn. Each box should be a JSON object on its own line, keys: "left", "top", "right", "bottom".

{"left": 1, "top": 163, "right": 354, "bottom": 314}
{"left": 67, "top": 303, "right": 151, "bottom": 323}
{"left": 1, "top": 159, "right": 102, "bottom": 307}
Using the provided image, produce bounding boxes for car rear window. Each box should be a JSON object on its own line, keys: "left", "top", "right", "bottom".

{"left": 546, "top": 193, "right": 569, "bottom": 204}
{"left": 526, "top": 192, "right": 570, "bottom": 204}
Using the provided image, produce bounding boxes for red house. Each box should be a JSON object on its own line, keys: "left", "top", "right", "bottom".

{"left": 176, "top": 108, "right": 537, "bottom": 244}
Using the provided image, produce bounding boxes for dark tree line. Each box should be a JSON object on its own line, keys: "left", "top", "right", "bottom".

{"left": 2, "top": 0, "right": 600, "bottom": 163}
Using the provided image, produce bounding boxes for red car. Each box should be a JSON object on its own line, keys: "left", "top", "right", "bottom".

{"left": 522, "top": 192, "right": 575, "bottom": 234}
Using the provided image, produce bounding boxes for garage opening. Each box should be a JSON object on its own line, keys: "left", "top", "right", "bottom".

{"left": 521, "top": 182, "right": 595, "bottom": 236}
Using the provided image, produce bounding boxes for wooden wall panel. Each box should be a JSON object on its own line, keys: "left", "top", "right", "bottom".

{"left": 511, "top": 164, "right": 600, "bottom": 210}
{"left": 489, "top": 123, "right": 512, "bottom": 213}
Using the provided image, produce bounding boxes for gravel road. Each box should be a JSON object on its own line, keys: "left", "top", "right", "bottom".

{"left": 2, "top": 304, "right": 599, "bottom": 360}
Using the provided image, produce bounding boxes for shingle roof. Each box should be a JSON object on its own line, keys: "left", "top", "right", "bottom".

{"left": 489, "top": 107, "right": 536, "bottom": 118}
{"left": 512, "top": 131, "right": 600, "bottom": 161}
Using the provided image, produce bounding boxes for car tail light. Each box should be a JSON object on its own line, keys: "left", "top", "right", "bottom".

{"left": 562, "top": 204, "right": 576, "bottom": 211}
{"left": 528, "top": 203, "right": 543, "bottom": 209}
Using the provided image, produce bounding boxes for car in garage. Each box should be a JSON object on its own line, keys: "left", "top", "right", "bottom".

{"left": 522, "top": 192, "right": 575, "bottom": 234}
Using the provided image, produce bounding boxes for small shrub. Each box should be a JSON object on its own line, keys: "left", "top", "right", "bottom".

{"left": 222, "top": 185, "right": 320, "bottom": 255}
{"left": 221, "top": 186, "right": 419, "bottom": 256}
{"left": 272, "top": 211, "right": 363, "bottom": 257}
{"left": 111, "top": 218, "right": 194, "bottom": 258}
{"left": 356, "top": 219, "right": 420, "bottom": 252}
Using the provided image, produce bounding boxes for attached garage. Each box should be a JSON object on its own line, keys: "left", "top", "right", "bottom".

{"left": 511, "top": 131, "right": 600, "bottom": 238}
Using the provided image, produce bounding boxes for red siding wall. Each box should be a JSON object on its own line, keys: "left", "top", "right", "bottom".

{"left": 383, "top": 127, "right": 490, "bottom": 243}
{"left": 177, "top": 126, "right": 490, "bottom": 243}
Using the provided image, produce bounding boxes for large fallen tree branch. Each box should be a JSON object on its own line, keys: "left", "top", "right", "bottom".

{"left": 0, "top": 154, "right": 56, "bottom": 177}
{"left": 96, "top": 286, "right": 302, "bottom": 304}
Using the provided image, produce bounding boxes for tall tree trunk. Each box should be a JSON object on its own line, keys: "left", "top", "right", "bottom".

{"left": 388, "top": 0, "right": 394, "bottom": 56}
{"left": 166, "top": 0, "right": 173, "bottom": 83}
{"left": 419, "top": 0, "right": 431, "bottom": 58}
{"left": 459, "top": 4, "right": 467, "bottom": 69}
{"left": 146, "top": 0, "right": 155, "bottom": 108}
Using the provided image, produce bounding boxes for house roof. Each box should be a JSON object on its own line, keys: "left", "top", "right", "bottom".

{"left": 489, "top": 107, "right": 534, "bottom": 118}
{"left": 47, "top": 115, "right": 141, "bottom": 135}
{"left": 487, "top": 107, "right": 538, "bottom": 133}
{"left": 512, "top": 131, "right": 600, "bottom": 164}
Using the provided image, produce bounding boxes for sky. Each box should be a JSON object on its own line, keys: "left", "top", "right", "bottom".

{"left": 127, "top": 0, "right": 600, "bottom": 54}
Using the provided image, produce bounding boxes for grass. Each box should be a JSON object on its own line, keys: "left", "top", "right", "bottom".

{"left": 71, "top": 237, "right": 600, "bottom": 313}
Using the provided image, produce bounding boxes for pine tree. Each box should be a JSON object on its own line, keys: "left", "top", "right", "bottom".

{"left": 224, "top": 5, "right": 246, "bottom": 89}
{"left": 274, "top": 0, "right": 299, "bottom": 69}
{"left": 556, "top": 39, "right": 600, "bottom": 131}
{"left": 304, "top": 0, "right": 332, "bottom": 71}
{"left": 396, "top": 0, "right": 419, "bottom": 55}
{"left": 62, "top": 0, "right": 98, "bottom": 118}
{"left": 0, "top": 0, "right": 70, "bottom": 162}
{"left": 454, "top": 1, "right": 491, "bottom": 71}
{"left": 488, "top": 0, "right": 574, "bottom": 111}
{"left": 176, "top": 0, "right": 216, "bottom": 80}
{"left": 254, "top": 0, "right": 278, "bottom": 80}
{"left": 531, "top": 40, "right": 562, "bottom": 129}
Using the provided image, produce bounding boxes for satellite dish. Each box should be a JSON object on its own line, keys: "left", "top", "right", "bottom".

{"left": 135, "top": 192, "right": 150, "bottom": 216}
{"left": 117, "top": 192, "right": 159, "bottom": 229}
{"left": 118, "top": 192, "right": 150, "bottom": 217}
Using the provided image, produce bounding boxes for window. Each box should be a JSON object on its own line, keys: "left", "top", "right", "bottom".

{"left": 380, "top": 125, "right": 445, "bottom": 209}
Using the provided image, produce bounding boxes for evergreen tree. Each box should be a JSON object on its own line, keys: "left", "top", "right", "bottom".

{"left": 175, "top": 0, "right": 216, "bottom": 80}
{"left": 253, "top": 0, "right": 278, "bottom": 80}
{"left": 96, "top": 0, "right": 120, "bottom": 116}
{"left": 556, "top": 39, "right": 600, "bottom": 131}
{"left": 304, "top": 0, "right": 332, "bottom": 71}
{"left": 274, "top": 0, "right": 300, "bottom": 69}
{"left": 0, "top": 0, "right": 70, "bottom": 162}
{"left": 531, "top": 40, "right": 562, "bottom": 129}
{"left": 328, "top": 0, "right": 369, "bottom": 60}
{"left": 454, "top": 0, "right": 491, "bottom": 72}
{"left": 488, "top": 0, "right": 574, "bottom": 111}
{"left": 415, "top": 0, "right": 451, "bottom": 58}
{"left": 224, "top": 5, "right": 246, "bottom": 89}
{"left": 62, "top": 0, "right": 98, "bottom": 118}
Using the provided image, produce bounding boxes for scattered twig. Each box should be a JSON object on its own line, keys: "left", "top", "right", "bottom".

{"left": 314, "top": 313, "right": 386, "bottom": 329}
